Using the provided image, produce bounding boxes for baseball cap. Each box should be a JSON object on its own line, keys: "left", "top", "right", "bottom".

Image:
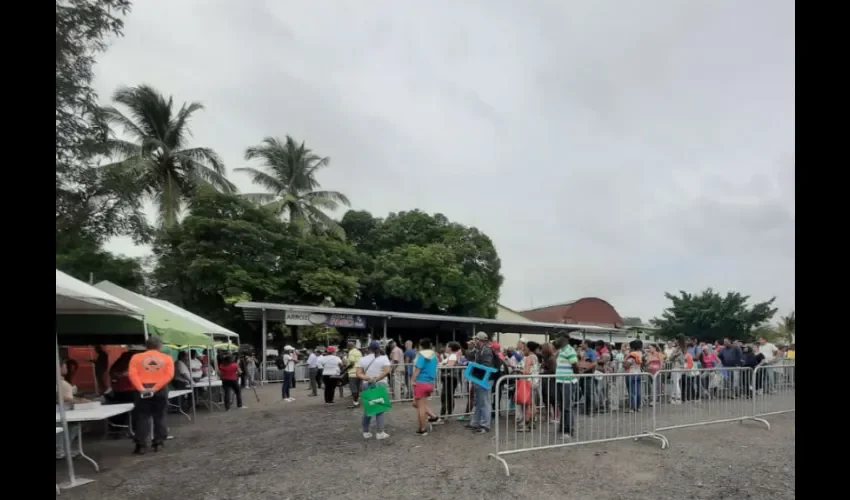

{"left": 368, "top": 340, "right": 381, "bottom": 351}
{"left": 475, "top": 331, "right": 490, "bottom": 341}
{"left": 284, "top": 345, "right": 293, "bottom": 351}
{"left": 327, "top": 346, "right": 337, "bottom": 353}
{"left": 518, "top": 337, "right": 528, "bottom": 344}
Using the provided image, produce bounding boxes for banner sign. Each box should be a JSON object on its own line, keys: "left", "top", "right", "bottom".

{"left": 285, "top": 311, "right": 366, "bottom": 329}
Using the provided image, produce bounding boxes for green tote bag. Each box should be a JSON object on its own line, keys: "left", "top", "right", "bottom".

{"left": 361, "top": 383, "right": 392, "bottom": 417}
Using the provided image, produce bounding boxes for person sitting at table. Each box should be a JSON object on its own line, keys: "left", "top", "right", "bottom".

{"left": 56, "top": 359, "right": 91, "bottom": 459}
{"left": 189, "top": 350, "right": 203, "bottom": 381}
{"left": 174, "top": 351, "right": 192, "bottom": 389}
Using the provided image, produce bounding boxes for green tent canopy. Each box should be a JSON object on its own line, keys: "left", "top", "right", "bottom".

{"left": 92, "top": 281, "right": 213, "bottom": 347}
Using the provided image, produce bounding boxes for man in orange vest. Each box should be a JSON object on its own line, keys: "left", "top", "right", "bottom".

{"left": 128, "top": 335, "right": 174, "bottom": 454}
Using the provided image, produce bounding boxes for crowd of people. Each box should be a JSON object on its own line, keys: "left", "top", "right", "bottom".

{"left": 272, "top": 333, "right": 794, "bottom": 440}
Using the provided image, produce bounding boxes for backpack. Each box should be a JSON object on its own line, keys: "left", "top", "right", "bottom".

{"left": 275, "top": 357, "right": 285, "bottom": 370}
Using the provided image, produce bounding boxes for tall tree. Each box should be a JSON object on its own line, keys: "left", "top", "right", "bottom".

{"left": 235, "top": 136, "right": 350, "bottom": 237}
{"left": 345, "top": 209, "right": 504, "bottom": 317}
{"left": 100, "top": 84, "right": 235, "bottom": 227}
{"left": 56, "top": 0, "right": 131, "bottom": 179}
{"left": 651, "top": 288, "right": 777, "bottom": 343}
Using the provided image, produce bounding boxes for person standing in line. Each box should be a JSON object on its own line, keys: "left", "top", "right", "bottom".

{"left": 346, "top": 342, "right": 363, "bottom": 408}
{"left": 219, "top": 354, "right": 245, "bottom": 410}
{"left": 553, "top": 334, "right": 580, "bottom": 439}
{"left": 758, "top": 336, "right": 779, "bottom": 393}
{"left": 404, "top": 340, "right": 417, "bottom": 398}
{"left": 389, "top": 341, "right": 405, "bottom": 400}
{"left": 306, "top": 349, "right": 319, "bottom": 397}
{"left": 411, "top": 338, "right": 439, "bottom": 435}
{"left": 318, "top": 346, "right": 343, "bottom": 404}
{"left": 667, "top": 339, "right": 685, "bottom": 405}
{"left": 357, "top": 341, "right": 392, "bottom": 440}
{"left": 281, "top": 346, "right": 296, "bottom": 402}
{"left": 622, "top": 340, "right": 643, "bottom": 412}
{"left": 467, "top": 332, "right": 497, "bottom": 434}
{"left": 127, "top": 336, "right": 174, "bottom": 454}
{"left": 316, "top": 349, "right": 325, "bottom": 390}
{"left": 437, "top": 341, "right": 462, "bottom": 423}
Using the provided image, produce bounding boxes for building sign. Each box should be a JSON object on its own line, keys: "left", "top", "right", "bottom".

{"left": 285, "top": 311, "right": 366, "bottom": 329}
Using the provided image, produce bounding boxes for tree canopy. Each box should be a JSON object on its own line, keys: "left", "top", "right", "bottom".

{"left": 651, "top": 289, "right": 778, "bottom": 343}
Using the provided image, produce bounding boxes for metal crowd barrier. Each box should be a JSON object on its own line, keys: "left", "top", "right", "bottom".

{"left": 487, "top": 363, "right": 794, "bottom": 476}
{"left": 488, "top": 372, "right": 668, "bottom": 476}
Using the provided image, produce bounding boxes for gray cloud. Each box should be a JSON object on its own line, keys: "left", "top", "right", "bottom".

{"left": 98, "top": 0, "right": 795, "bottom": 320}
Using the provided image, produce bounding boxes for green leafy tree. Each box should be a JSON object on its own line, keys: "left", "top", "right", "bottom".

{"left": 235, "top": 136, "right": 350, "bottom": 237}
{"left": 57, "top": 241, "right": 148, "bottom": 293}
{"left": 346, "top": 209, "right": 504, "bottom": 317}
{"left": 651, "top": 288, "right": 777, "bottom": 343}
{"left": 152, "top": 189, "right": 362, "bottom": 337}
{"left": 100, "top": 84, "right": 235, "bottom": 227}
{"left": 781, "top": 310, "right": 795, "bottom": 344}
{"left": 56, "top": 0, "right": 132, "bottom": 179}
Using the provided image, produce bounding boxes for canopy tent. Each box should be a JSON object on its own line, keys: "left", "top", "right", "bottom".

{"left": 56, "top": 270, "right": 145, "bottom": 489}
{"left": 147, "top": 297, "right": 240, "bottom": 340}
{"left": 93, "top": 281, "right": 214, "bottom": 347}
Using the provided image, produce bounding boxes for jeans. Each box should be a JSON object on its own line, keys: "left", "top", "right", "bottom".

{"left": 471, "top": 385, "right": 492, "bottom": 429}
{"left": 308, "top": 367, "right": 318, "bottom": 395}
{"left": 349, "top": 375, "right": 361, "bottom": 403}
{"left": 627, "top": 375, "right": 641, "bottom": 409}
{"left": 223, "top": 379, "right": 242, "bottom": 409}
{"left": 282, "top": 371, "right": 294, "bottom": 398}
{"left": 557, "top": 382, "right": 576, "bottom": 435}
{"left": 362, "top": 411, "right": 386, "bottom": 433}
{"left": 133, "top": 389, "right": 168, "bottom": 446}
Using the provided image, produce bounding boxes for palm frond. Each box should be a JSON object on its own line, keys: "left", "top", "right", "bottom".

{"left": 234, "top": 166, "right": 285, "bottom": 193}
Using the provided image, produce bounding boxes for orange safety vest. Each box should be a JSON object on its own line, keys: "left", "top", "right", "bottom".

{"left": 128, "top": 349, "right": 175, "bottom": 393}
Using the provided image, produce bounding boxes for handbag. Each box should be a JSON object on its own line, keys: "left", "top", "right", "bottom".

{"left": 514, "top": 379, "right": 532, "bottom": 405}
{"left": 361, "top": 384, "right": 392, "bottom": 416}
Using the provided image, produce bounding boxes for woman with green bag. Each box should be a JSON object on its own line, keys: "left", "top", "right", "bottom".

{"left": 357, "top": 341, "right": 392, "bottom": 440}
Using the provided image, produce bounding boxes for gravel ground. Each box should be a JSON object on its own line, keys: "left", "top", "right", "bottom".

{"left": 56, "top": 383, "right": 795, "bottom": 500}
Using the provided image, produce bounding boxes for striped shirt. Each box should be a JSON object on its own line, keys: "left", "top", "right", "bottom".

{"left": 555, "top": 344, "right": 579, "bottom": 383}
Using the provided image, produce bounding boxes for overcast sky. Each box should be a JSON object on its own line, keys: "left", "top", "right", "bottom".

{"left": 98, "top": 0, "right": 795, "bottom": 321}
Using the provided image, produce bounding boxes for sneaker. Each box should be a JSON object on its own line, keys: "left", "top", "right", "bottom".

{"left": 464, "top": 424, "right": 480, "bottom": 430}
{"left": 475, "top": 427, "right": 489, "bottom": 434}
{"left": 289, "top": 397, "right": 296, "bottom": 401}
{"left": 376, "top": 432, "right": 390, "bottom": 440}
{"left": 432, "top": 418, "right": 446, "bottom": 425}
{"left": 239, "top": 406, "right": 248, "bottom": 409}
{"left": 362, "top": 432, "right": 373, "bottom": 439}
{"left": 415, "top": 429, "right": 429, "bottom": 436}
{"left": 428, "top": 416, "right": 440, "bottom": 423}
{"left": 457, "top": 416, "right": 469, "bottom": 422}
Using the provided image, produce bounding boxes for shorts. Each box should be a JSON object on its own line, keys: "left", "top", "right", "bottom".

{"left": 414, "top": 382, "right": 434, "bottom": 399}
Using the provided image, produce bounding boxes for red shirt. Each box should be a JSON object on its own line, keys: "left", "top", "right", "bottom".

{"left": 219, "top": 362, "right": 239, "bottom": 381}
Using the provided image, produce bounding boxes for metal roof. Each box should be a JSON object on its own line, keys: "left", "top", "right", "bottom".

{"left": 235, "top": 301, "right": 619, "bottom": 334}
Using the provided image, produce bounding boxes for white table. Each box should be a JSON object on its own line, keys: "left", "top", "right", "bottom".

{"left": 55, "top": 403, "right": 134, "bottom": 473}
{"left": 167, "top": 389, "right": 195, "bottom": 422}
{"left": 192, "top": 379, "right": 223, "bottom": 410}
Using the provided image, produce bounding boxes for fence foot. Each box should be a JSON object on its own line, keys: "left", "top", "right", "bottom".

{"left": 649, "top": 433, "right": 669, "bottom": 449}
{"left": 750, "top": 417, "right": 771, "bottom": 430}
{"left": 488, "top": 453, "right": 511, "bottom": 477}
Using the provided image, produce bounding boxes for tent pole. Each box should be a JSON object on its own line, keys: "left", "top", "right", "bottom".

{"left": 56, "top": 333, "right": 94, "bottom": 489}
{"left": 261, "top": 309, "right": 268, "bottom": 385}
{"left": 143, "top": 320, "right": 149, "bottom": 341}
{"left": 382, "top": 318, "right": 387, "bottom": 342}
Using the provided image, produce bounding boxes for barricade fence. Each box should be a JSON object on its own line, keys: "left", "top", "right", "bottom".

{"left": 487, "top": 363, "right": 794, "bottom": 476}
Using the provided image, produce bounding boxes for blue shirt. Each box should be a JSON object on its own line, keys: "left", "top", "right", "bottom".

{"left": 414, "top": 352, "right": 438, "bottom": 383}
{"left": 513, "top": 352, "right": 523, "bottom": 363}
{"left": 404, "top": 348, "right": 416, "bottom": 376}
{"left": 584, "top": 349, "right": 598, "bottom": 362}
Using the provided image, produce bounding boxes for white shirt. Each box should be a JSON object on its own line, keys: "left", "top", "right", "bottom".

{"left": 441, "top": 353, "right": 458, "bottom": 366}
{"left": 318, "top": 354, "right": 342, "bottom": 376}
{"left": 189, "top": 358, "right": 203, "bottom": 378}
{"left": 307, "top": 353, "right": 318, "bottom": 368}
{"left": 359, "top": 354, "right": 391, "bottom": 383}
{"left": 283, "top": 354, "right": 296, "bottom": 372}
{"left": 760, "top": 342, "right": 778, "bottom": 363}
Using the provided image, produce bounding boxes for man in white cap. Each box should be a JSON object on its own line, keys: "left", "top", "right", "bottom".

{"left": 468, "top": 332, "right": 497, "bottom": 434}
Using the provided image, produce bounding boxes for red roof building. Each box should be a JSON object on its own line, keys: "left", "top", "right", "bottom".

{"left": 520, "top": 297, "right": 625, "bottom": 328}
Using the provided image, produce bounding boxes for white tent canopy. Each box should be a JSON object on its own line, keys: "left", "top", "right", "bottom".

{"left": 56, "top": 270, "right": 142, "bottom": 316}
{"left": 148, "top": 297, "right": 239, "bottom": 339}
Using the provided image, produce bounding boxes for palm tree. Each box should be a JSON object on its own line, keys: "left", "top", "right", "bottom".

{"left": 100, "top": 84, "right": 235, "bottom": 227}
{"left": 235, "top": 136, "right": 350, "bottom": 236}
